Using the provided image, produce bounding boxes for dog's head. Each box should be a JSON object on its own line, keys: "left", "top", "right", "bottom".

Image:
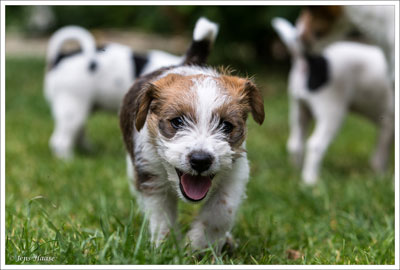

{"left": 296, "top": 6, "right": 350, "bottom": 52}
{"left": 135, "top": 69, "right": 264, "bottom": 202}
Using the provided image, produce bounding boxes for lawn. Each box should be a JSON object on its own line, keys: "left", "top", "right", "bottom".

{"left": 5, "top": 56, "right": 395, "bottom": 265}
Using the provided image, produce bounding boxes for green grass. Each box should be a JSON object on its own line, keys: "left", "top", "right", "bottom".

{"left": 5, "top": 57, "right": 395, "bottom": 265}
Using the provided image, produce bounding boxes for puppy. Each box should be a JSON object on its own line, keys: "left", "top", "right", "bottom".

{"left": 296, "top": 6, "right": 395, "bottom": 83}
{"left": 120, "top": 17, "right": 265, "bottom": 251}
{"left": 272, "top": 17, "right": 394, "bottom": 185}
{"left": 44, "top": 26, "right": 183, "bottom": 159}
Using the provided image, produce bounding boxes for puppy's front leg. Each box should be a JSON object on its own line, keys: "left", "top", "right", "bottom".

{"left": 187, "top": 157, "right": 249, "bottom": 252}
{"left": 139, "top": 190, "right": 177, "bottom": 246}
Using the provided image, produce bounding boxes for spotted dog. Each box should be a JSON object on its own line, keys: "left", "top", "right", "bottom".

{"left": 44, "top": 25, "right": 183, "bottom": 159}
{"left": 272, "top": 17, "right": 393, "bottom": 185}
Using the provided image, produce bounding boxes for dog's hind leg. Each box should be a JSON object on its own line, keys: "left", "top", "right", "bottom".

{"left": 302, "top": 102, "right": 347, "bottom": 185}
{"left": 370, "top": 111, "right": 394, "bottom": 173}
{"left": 49, "top": 94, "right": 90, "bottom": 160}
{"left": 287, "top": 98, "right": 311, "bottom": 169}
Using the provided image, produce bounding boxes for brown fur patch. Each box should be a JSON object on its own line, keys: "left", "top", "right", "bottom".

{"left": 146, "top": 74, "right": 199, "bottom": 140}
{"left": 135, "top": 83, "right": 160, "bottom": 131}
{"left": 219, "top": 76, "right": 265, "bottom": 125}
{"left": 213, "top": 106, "right": 247, "bottom": 150}
{"left": 134, "top": 168, "right": 157, "bottom": 194}
{"left": 299, "top": 6, "right": 343, "bottom": 44}
{"left": 120, "top": 67, "right": 172, "bottom": 160}
{"left": 214, "top": 76, "right": 265, "bottom": 149}
{"left": 214, "top": 75, "right": 265, "bottom": 150}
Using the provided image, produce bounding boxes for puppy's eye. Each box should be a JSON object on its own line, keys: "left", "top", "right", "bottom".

{"left": 220, "top": 120, "right": 234, "bottom": 134}
{"left": 170, "top": 117, "right": 185, "bottom": 130}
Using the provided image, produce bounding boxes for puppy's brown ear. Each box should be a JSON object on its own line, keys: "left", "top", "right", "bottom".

{"left": 221, "top": 75, "right": 265, "bottom": 125}
{"left": 243, "top": 81, "right": 265, "bottom": 125}
{"left": 135, "top": 83, "right": 159, "bottom": 131}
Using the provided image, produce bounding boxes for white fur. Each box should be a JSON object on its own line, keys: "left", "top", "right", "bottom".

{"left": 344, "top": 6, "right": 395, "bottom": 83}
{"left": 273, "top": 17, "right": 394, "bottom": 185}
{"left": 193, "top": 17, "right": 219, "bottom": 43}
{"left": 46, "top": 25, "right": 96, "bottom": 65}
{"left": 161, "top": 65, "right": 220, "bottom": 79}
{"left": 44, "top": 26, "right": 183, "bottom": 159}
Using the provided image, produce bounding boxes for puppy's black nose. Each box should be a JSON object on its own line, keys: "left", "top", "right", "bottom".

{"left": 189, "top": 151, "right": 214, "bottom": 173}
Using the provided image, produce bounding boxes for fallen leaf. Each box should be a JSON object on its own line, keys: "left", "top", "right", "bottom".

{"left": 286, "top": 249, "right": 303, "bottom": 260}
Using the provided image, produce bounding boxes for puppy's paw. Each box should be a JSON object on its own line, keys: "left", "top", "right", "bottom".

{"left": 186, "top": 222, "right": 207, "bottom": 250}
{"left": 222, "top": 232, "right": 237, "bottom": 255}
{"left": 151, "top": 228, "right": 171, "bottom": 248}
{"left": 186, "top": 222, "right": 232, "bottom": 255}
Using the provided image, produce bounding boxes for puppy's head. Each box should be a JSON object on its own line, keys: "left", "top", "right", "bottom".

{"left": 135, "top": 71, "right": 264, "bottom": 202}
{"left": 296, "top": 6, "right": 349, "bottom": 52}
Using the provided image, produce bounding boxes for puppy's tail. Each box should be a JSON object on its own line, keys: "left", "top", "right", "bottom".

{"left": 271, "top": 17, "right": 303, "bottom": 57}
{"left": 46, "top": 25, "right": 96, "bottom": 69}
{"left": 183, "top": 17, "right": 219, "bottom": 65}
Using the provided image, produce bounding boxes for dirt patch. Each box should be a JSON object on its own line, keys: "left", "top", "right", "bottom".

{"left": 5, "top": 29, "right": 190, "bottom": 57}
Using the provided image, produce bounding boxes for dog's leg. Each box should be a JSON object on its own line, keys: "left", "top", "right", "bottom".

{"left": 370, "top": 112, "right": 394, "bottom": 173}
{"left": 49, "top": 95, "right": 91, "bottom": 160}
{"left": 139, "top": 190, "right": 177, "bottom": 247}
{"left": 287, "top": 98, "right": 311, "bottom": 168}
{"left": 187, "top": 156, "right": 249, "bottom": 252}
{"left": 302, "top": 104, "right": 346, "bottom": 185}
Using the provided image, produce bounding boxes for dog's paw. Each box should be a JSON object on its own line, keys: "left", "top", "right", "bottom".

{"left": 302, "top": 169, "right": 318, "bottom": 185}
{"left": 287, "top": 140, "right": 304, "bottom": 169}
{"left": 370, "top": 155, "right": 386, "bottom": 174}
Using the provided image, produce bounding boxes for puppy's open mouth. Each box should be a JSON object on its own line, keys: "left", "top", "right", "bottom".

{"left": 176, "top": 169, "right": 214, "bottom": 202}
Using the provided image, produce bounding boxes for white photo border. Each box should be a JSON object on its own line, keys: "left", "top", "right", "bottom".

{"left": 1, "top": 1, "right": 398, "bottom": 269}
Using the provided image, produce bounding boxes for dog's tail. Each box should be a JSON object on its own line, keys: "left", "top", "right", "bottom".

{"left": 183, "top": 17, "right": 219, "bottom": 65}
{"left": 46, "top": 25, "right": 96, "bottom": 69}
{"left": 271, "top": 17, "right": 303, "bottom": 57}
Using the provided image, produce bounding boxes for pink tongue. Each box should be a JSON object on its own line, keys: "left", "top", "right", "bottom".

{"left": 181, "top": 174, "right": 212, "bottom": 200}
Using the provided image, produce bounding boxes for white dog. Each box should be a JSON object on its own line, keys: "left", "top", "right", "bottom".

{"left": 120, "top": 17, "right": 265, "bottom": 251}
{"left": 296, "top": 5, "right": 395, "bottom": 83}
{"left": 272, "top": 17, "right": 394, "bottom": 185}
{"left": 44, "top": 26, "right": 183, "bottom": 159}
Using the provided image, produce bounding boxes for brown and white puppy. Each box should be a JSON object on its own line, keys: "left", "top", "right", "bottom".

{"left": 297, "top": 5, "right": 395, "bottom": 83}
{"left": 120, "top": 17, "right": 265, "bottom": 251}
